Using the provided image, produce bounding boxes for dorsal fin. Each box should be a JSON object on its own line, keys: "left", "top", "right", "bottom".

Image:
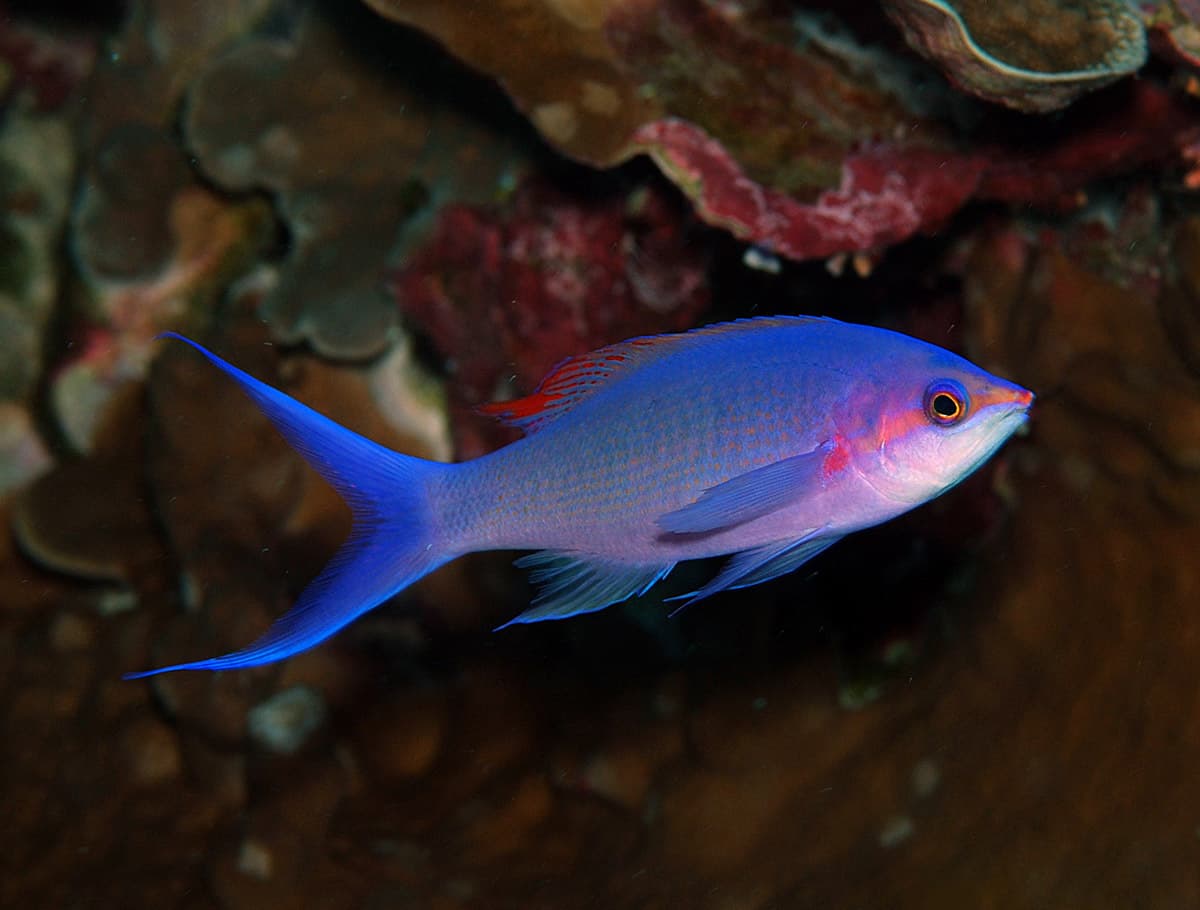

{"left": 478, "top": 315, "right": 830, "bottom": 433}
{"left": 477, "top": 342, "right": 648, "bottom": 431}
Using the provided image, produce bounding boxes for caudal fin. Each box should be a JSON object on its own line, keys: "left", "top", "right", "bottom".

{"left": 125, "top": 334, "right": 448, "bottom": 678}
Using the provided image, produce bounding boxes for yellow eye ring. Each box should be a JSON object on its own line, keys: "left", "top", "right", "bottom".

{"left": 924, "top": 381, "right": 968, "bottom": 426}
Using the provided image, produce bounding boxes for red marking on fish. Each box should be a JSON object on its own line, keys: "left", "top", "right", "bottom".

{"left": 822, "top": 434, "right": 851, "bottom": 481}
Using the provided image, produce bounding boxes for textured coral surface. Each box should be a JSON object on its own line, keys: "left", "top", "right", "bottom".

{"left": 883, "top": 0, "right": 1147, "bottom": 111}
{"left": 2, "top": 0, "right": 1199, "bottom": 908}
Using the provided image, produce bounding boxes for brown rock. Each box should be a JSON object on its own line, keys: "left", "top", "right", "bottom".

{"left": 349, "top": 688, "right": 448, "bottom": 783}
{"left": 12, "top": 400, "right": 164, "bottom": 586}
{"left": 48, "top": 610, "right": 96, "bottom": 653}
{"left": 121, "top": 715, "right": 184, "bottom": 786}
{"left": 460, "top": 773, "right": 553, "bottom": 863}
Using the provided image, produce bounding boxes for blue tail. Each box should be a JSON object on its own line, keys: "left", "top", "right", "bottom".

{"left": 125, "top": 334, "right": 448, "bottom": 678}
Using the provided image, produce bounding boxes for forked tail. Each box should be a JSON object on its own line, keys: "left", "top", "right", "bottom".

{"left": 125, "top": 334, "right": 448, "bottom": 678}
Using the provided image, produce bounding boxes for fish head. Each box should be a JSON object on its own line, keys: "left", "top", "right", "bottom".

{"left": 843, "top": 343, "right": 1033, "bottom": 507}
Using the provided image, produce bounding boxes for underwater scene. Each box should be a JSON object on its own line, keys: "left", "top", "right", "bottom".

{"left": 1, "top": 0, "right": 1198, "bottom": 906}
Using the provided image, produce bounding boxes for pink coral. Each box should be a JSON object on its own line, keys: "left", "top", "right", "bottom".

{"left": 634, "top": 119, "right": 986, "bottom": 260}
{"left": 629, "top": 82, "right": 1196, "bottom": 262}
{"left": 976, "top": 81, "right": 1198, "bottom": 205}
{"left": 0, "top": 5, "right": 97, "bottom": 111}
{"left": 392, "top": 178, "right": 710, "bottom": 457}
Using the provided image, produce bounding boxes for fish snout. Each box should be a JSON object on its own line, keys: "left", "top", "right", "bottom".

{"left": 977, "top": 380, "right": 1034, "bottom": 414}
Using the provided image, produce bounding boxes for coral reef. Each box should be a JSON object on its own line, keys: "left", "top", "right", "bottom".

{"left": 392, "top": 175, "right": 710, "bottom": 456}
{"left": 366, "top": 0, "right": 966, "bottom": 259}
{"left": 0, "top": 111, "right": 73, "bottom": 492}
{"left": 360, "top": 0, "right": 653, "bottom": 168}
{"left": 0, "top": 0, "right": 1199, "bottom": 907}
{"left": 882, "top": 0, "right": 1147, "bottom": 112}
{"left": 365, "top": 0, "right": 1187, "bottom": 264}
{"left": 183, "top": 3, "right": 532, "bottom": 359}
{"left": 61, "top": 0, "right": 279, "bottom": 454}
{"left": 633, "top": 118, "right": 985, "bottom": 261}
{"left": 0, "top": 3, "right": 98, "bottom": 111}
{"left": 60, "top": 185, "right": 269, "bottom": 451}
{"left": 1144, "top": 0, "right": 1200, "bottom": 70}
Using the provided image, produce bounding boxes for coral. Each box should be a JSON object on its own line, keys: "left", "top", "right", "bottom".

{"left": 61, "top": 0, "right": 279, "bottom": 454}
{"left": 0, "top": 111, "right": 76, "bottom": 494}
{"left": 1142, "top": 0, "right": 1200, "bottom": 70}
{"left": 974, "top": 81, "right": 1199, "bottom": 206}
{"left": 247, "top": 685, "right": 328, "bottom": 754}
{"left": 0, "top": 3, "right": 98, "bottom": 111}
{"left": 959, "top": 210, "right": 1200, "bottom": 499}
{"left": 360, "top": 0, "right": 653, "bottom": 168}
{"left": 634, "top": 118, "right": 985, "bottom": 261}
{"left": 78, "top": 0, "right": 274, "bottom": 140}
{"left": 1164, "top": 217, "right": 1200, "bottom": 377}
{"left": 3, "top": 1, "right": 1200, "bottom": 907}
{"left": 0, "top": 112, "right": 75, "bottom": 391}
{"left": 10, "top": 377, "right": 164, "bottom": 588}
{"left": 364, "top": 0, "right": 964, "bottom": 180}
{"left": 391, "top": 175, "right": 710, "bottom": 456}
{"left": 60, "top": 186, "right": 270, "bottom": 451}
{"left": 0, "top": 403, "right": 49, "bottom": 496}
{"left": 882, "top": 0, "right": 1147, "bottom": 112}
{"left": 643, "top": 80, "right": 1197, "bottom": 261}
{"left": 363, "top": 0, "right": 1180, "bottom": 264}
{"left": 11, "top": 446, "right": 163, "bottom": 585}
{"left": 183, "top": 3, "right": 532, "bottom": 359}
{"left": 72, "top": 124, "right": 196, "bottom": 285}
{"left": 603, "top": 1, "right": 938, "bottom": 192}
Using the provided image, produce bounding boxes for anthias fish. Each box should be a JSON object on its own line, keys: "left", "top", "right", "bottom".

{"left": 127, "top": 316, "right": 1032, "bottom": 678}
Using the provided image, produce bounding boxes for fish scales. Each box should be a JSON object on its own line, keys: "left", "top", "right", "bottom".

{"left": 449, "top": 341, "right": 840, "bottom": 557}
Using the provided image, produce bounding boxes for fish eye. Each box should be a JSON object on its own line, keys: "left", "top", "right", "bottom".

{"left": 924, "top": 381, "right": 968, "bottom": 426}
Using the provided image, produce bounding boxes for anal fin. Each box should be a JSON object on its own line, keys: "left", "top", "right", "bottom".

{"left": 499, "top": 551, "right": 675, "bottom": 628}
{"left": 668, "top": 530, "right": 841, "bottom": 613}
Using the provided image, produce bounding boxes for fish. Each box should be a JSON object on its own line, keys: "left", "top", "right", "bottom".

{"left": 125, "top": 316, "right": 1033, "bottom": 678}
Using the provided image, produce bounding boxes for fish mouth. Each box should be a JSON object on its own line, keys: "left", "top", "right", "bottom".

{"left": 958, "top": 392, "right": 1033, "bottom": 476}
{"left": 975, "top": 382, "right": 1034, "bottom": 414}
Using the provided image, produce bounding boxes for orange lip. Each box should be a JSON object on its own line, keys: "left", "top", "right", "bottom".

{"left": 977, "top": 384, "right": 1034, "bottom": 410}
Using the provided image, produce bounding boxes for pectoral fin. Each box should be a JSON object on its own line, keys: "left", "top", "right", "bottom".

{"left": 657, "top": 442, "right": 835, "bottom": 535}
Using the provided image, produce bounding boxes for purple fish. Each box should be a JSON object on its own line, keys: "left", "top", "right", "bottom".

{"left": 126, "top": 317, "right": 1032, "bottom": 677}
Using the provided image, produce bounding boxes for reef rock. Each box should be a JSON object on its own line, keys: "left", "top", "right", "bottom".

{"left": 882, "top": 0, "right": 1147, "bottom": 112}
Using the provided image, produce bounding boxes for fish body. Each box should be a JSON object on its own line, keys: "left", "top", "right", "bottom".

{"left": 127, "top": 317, "right": 1033, "bottom": 677}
